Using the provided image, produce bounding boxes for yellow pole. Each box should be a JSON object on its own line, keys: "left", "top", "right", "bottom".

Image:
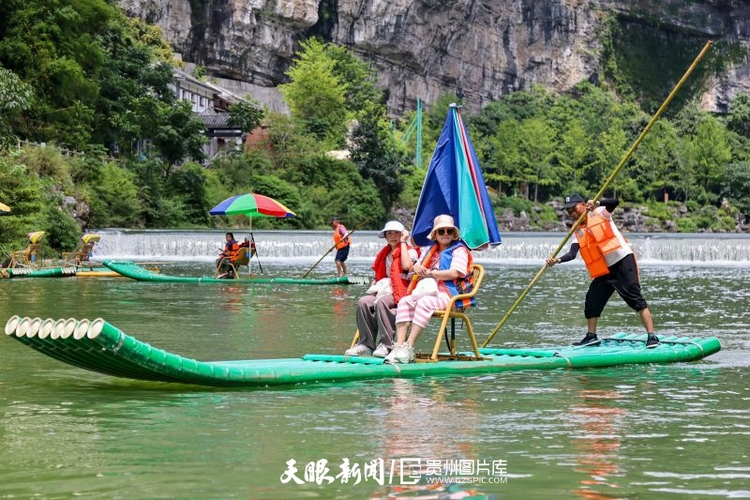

{"left": 482, "top": 40, "right": 713, "bottom": 348}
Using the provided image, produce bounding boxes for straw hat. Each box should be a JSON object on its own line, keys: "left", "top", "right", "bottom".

{"left": 377, "top": 220, "right": 405, "bottom": 238}
{"left": 428, "top": 214, "right": 459, "bottom": 240}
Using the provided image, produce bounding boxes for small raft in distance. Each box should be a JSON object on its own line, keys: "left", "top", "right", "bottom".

{"left": 102, "top": 260, "right": 363, "bottom": 285}
{"left": 1, "top": 266, "right": 77, "bottom": 279}
{"left": 4, "top": 315, "right": 721, "bottom": 389}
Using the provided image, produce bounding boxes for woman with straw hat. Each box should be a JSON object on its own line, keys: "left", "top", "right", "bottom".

{"left": 385, "top": 214, "right": 475, "bottom": 364}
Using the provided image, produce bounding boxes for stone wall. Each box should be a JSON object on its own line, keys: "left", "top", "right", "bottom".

{"left": 117, "top": 0, "right": 750, "bottom": 115}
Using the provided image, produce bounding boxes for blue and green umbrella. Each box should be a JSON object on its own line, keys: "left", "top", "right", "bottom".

{"left": 412, "top": 104, "right": 501, "bottom": 250}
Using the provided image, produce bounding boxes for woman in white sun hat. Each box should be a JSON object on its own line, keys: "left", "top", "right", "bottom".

{"left": 385, "top": 214, "right": 475, "bottom": 364}
{"left": 345, "top": 220, "right": 420, "bottom": 358}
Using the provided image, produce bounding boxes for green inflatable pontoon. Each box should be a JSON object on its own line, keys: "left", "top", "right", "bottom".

{"left": 103, "top": 260, "right": 360, "bottom": 285}
{"left": 4, "top": 315, "right": 721, "bottom": 389}
{"left": 1, "top": 266, "right": 77, "bottom": 279}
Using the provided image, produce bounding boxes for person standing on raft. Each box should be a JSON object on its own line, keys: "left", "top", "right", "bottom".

{"left": 546, "top": 194, "right": 659, "bottom": 348}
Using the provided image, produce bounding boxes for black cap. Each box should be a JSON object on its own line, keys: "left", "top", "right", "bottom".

{"left": 330, "top": 216, "right": 340, "bottom": 223}
{"left": 562, "top": 194, "right": 585, "bottom": 209}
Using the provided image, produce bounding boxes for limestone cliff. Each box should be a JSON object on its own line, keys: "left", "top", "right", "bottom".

{"left": 116, "top": 0, "right": 750, "bottom": 114}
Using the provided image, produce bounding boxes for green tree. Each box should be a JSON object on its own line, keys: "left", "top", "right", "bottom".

{"left": 88, "top": 162, "right": 142, "bottom": 227}
{"left": 721, "top": 161, "right": 750, "bottom": 218}
{"left": 150, "top": 99, "right": 207, "bottom": 168}
{"left": 0, "top": 66, "right": 34, "bottom": 147}
{"left": 228, "top": 101, "right": 265, "bottom": 135}
{"left": 324, "top": 43, "right": 381, "bottom": 115}
{"left": 264, "top": 112, "right": 327, "bottom": 174}
{"left": 727, "top": 93, "right": 750, "bottom": 138}
{"left": 487, "top": 118, "right": 525, "bottom": 196}
{"left": 168, "top": 162, "right": 211, "bottom": 226}
{"left": 630, "top": 120, "right": 680, "bottom": 201}
{"left": 516, "top": 117, "right": 557, "bottom": 201}
{"left": 350, "top": 102, "right": 408, "bottom": 211}
{"left": 0, "top": 0, "right": 114, "bottom": 146}
{"left": 674, "top": 137, "right": 700, "bottom": 202}
{"left": 43, "top": 204, "right": 81, "bottom": 252}
{"left": 0, "top": 153, "right": 46, "bottom": 245}
{"left": 279, "top": 39, "right": 348, "bottom": 146}
{"left": 692, "top": 114, "right": 732, "bottom": 201}
{"left": 555, "top": 118, "right": 592, "bottom": 193}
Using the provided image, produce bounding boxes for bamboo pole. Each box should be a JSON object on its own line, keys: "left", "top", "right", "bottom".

{"left": 301, "top": 219, "right": 369, "bottom": 278}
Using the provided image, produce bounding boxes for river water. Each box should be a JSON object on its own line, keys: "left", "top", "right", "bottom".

{"left": 0, "top": 231, "right": 748, "bottom": 499}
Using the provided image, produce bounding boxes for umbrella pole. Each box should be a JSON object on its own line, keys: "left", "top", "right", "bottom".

{"left": 250, "top": 232, "right": 263, "bottom": 274}
{"left": 247, "top": 219, "right": 252, "bottom": 276}
{"left": 482, "top": 39, "right": 713, "bottom": 348}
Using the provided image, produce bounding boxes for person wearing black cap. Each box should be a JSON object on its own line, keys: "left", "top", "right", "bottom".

{"left": 546, "top": 195, "right": 658, "bottom": 348}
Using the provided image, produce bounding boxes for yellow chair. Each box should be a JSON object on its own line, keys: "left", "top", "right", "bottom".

{"left": 349, "top": 263, "right": 486, "bottom": 362}
{"left": 215, "top": 246, "right": 251, "bottom": 278}
{"left": 63, "top": 233, "right": 101, "bottom": 267}
{"left": 7, "top": 231, "right": 45, "bottom": 268}
{"left": 425, "top": 263, "right": 485, "bottom": 362}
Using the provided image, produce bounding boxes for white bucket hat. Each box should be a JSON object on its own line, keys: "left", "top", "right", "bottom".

{"left": 428, "top": 214, "right": 459, "bottom": 240}
{"left": 377, "top": 220, "right": 406, "bottom": 238}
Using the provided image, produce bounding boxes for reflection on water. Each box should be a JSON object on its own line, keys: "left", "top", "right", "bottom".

{"left": 0, "top": 262, "right": 749, "bottom": 498}
{"left": 570, "top": 389, "right": 625, "bottom": 500}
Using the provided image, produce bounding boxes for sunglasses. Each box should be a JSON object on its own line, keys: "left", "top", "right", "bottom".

{"left": 436, "top": 228, "right": 456, "bottom": 236}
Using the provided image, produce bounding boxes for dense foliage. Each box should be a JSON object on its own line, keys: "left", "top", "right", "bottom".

{"left": 1, "top": 0, "right": 749, "bottom": 256}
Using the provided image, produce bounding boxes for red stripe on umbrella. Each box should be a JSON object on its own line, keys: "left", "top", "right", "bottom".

{"left": 209, "top": 193, "right": 296, "bottom": 218}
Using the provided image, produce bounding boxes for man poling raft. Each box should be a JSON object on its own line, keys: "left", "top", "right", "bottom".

{"left": 330, "top": 216, "right": 351, "bottom": 277}
{"left": 482, "top": 40, "right": 714, "bottom": 347}
{"left": 545, "top": 195, "right": 658, "bottom": 348}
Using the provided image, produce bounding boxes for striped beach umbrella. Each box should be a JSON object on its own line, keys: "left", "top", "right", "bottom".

{"left": 412, "top": 104, "right": 502, "bottom": 250}
{"left": 209, "top": 193, "right": 296, "bottom": 219}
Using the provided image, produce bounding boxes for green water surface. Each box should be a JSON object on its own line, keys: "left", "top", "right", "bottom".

{"left": 1, "top": 260, "right": 748, "bottom": 499}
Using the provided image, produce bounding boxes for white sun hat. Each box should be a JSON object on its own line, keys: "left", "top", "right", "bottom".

{"left": 377, "top": 220, "right": 406, "bottom": 238}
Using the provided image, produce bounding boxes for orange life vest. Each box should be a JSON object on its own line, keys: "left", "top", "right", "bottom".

{"left": 372, "top": 243, "right": 416, "bottom": 304}
{"left": 333, "top": 225, "right": 350, "bottom": 249}
{"left": 576, "top": 210, "right": 623, "bottom": 279}
{"left": 223, "top": 241, "right": 240, "bottom": 261}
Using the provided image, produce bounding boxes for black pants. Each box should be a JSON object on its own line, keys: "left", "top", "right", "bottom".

{"left": 584, "top": 254, "right": 648, "bottom": 319}
{"left": 216, "top": 258, "right": 235, "bottom": 278}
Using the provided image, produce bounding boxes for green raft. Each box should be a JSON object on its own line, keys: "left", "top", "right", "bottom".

{"left": 4, "top": 315, "right": 721, "bottom": 388}
{"left": 103, "top": 260, "right": 360, "bottom": 285}
{"left": 1, "top": 266, "right": 77, "bottom": 279}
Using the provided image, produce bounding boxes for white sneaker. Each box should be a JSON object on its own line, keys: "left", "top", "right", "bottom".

{"left": 373, "top": 343, "right": 392, "bottom": 358}
{"left": 384, "top": 343, "right": 415, "bottom": 364}
{"left": 344, "top": 344, "right": 372, "bottom": 357}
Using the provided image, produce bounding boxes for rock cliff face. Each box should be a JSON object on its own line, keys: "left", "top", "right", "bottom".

{"left": 117, "top": 0, "right": 750, "bottom": 114}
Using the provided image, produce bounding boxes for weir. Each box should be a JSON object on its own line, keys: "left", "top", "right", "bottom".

{"left": 88, "top": 230, "right": 750, "bottom": 265}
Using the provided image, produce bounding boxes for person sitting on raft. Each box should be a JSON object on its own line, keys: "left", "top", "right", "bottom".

{"left": 216, "top": 232, "right": 250, "bottom": 279}
{"left": 345, "top": 220, "right": 419, "bottom": 358}
{"left": 385, "top": 214, "right": 474, "bottom": 364}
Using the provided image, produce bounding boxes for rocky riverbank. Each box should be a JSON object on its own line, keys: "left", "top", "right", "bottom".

{"left": 498, "top": 199, "right": 750, "bottom": 233}
{"left": 395, "top": 199, "right": 749, "bottom": 234}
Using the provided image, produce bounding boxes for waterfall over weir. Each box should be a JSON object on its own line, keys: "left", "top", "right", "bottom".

{"left": 91, "top": 229, "right": 750, "bottom": 266}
